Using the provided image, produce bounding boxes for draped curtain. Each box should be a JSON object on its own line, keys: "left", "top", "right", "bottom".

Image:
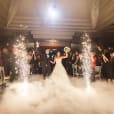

{"left": 91, "top": 0, "right": 99, "bottom": 29}
{"left": 7, "top": 0, "right": 21, "bottom": 26}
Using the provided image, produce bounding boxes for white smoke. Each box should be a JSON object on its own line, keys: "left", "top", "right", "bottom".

{"left": 0, "top": 77, "right": 114, "bottom": 114}
{"left": 14, "top": 35, "right": 30, "bottom": 81}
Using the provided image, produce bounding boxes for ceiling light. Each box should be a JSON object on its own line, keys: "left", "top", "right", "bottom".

{"left": 49, "top": 4, "right": 58, "bottom": 18}
{"left": 47, "top": 40, "right": 57, "bottom": 43}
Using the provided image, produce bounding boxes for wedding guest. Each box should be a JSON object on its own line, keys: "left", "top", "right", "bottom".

{"left": 0, "top": 49, "right": 5, "bottom": 81}
{"left": 108, "top": 51, "right": 114, "bottom": 83}
{"left": 10, "top": 47, "right": 19, "bottom": 82}
{"left": 2, "top": 47, "right": 10, "bottom": 76}
{"left": 90, "top": 51, "right": 97, "bottom": 81}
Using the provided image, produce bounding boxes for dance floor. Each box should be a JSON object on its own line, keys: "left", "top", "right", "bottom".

{"left": 0, "top": 75, "right": 114, "bottom": 114}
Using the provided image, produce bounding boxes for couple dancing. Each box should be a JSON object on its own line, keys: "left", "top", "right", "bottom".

{"left": 40, "top": 47, "right": 72, "bottom": 88}
{"left": 47, "top": 49, "right": 71, "bottom": 86}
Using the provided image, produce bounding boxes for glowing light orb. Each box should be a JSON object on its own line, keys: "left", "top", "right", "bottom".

{"left": 48, "top": 5, "right": 59, "bottom": 19}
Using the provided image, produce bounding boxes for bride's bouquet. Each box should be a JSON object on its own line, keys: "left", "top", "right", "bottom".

{"left": 64, "top": 47, "right": 71, "bottom": 53}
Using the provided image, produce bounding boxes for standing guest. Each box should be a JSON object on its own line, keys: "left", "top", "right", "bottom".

{"left": 49, "top": 51, "right": 55, "bottom": 72}
{"left": 77, "top": 52, "right": 83, "bottom": 77}
{"left": 90, "top": 51, "right": 97, "bottom": 81}
{"left": 10, "top": 47, "right": 19, "bottom": 82}
{"left": 32, "top": 51, "right": 42, "bottom": 74}
{"left": 0, "top": 49, "right": 5, "bottom": 81}
{"left": 2, "top": 47, "right": 10, "bottom": 76}
{"left": 72, "top": 51, "right": 79, "bottom": 63}
{"left": 95, "top": 44, "right": 108, "bottom": 63}
{"left": 27, "top": 50, "right": 34, "bottom": 74}
{"left": 72, "top": 51, "right": 83, "bottom": 77}
{"left": 109, "top": 51, "right": 114, "bottom": 83}
{"left": 37, "top": 54, "right": 42, "bottom": 74}
{"left": 64, "top": 52, "right": 73, "bottom": 75}
{"left": 95, "top": 44, "right": 109, "bottom": 80}
{"left": 72, "top": 51, "right": 80, "bottom": 76}
{"left": 103, "top": 48, "right": 112, "bottom": 81}
{"left": 30, "top": 50, "right": 37, "bottom": 74}
{"left": 40, "top": 49, "right": 51, "bottom": 79}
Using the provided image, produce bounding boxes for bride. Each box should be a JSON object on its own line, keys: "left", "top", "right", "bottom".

{"left": 49, "top": 50, "right": 71, "bottom": 85}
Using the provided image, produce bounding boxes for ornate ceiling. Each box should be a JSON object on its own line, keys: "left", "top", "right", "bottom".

{"left": 0, "top": 0, "right": 114, "bottom": 40}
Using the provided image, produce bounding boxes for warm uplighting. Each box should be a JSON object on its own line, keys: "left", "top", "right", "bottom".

{"left": 48, "top": 39, "right": 57, "bottom": 42}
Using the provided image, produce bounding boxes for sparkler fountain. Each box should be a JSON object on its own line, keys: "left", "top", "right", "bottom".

{"left": 82, "top": 33, "right": 92, "bottom": 91}
{"left": 13, "top": 35, "right": 30, "bottom": 95}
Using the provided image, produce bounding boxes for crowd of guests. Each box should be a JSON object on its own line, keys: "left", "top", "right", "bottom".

{"left": 0, "top": 43, "right": 114, "bottom": 83}
{"left": 95, "top": 44, "right": 114, "bottom": 83}
{"left": 72, "top": 44, "right": 114, "bottom": 83}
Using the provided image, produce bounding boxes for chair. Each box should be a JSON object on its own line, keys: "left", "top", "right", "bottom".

{"left": 95, "top": 66, "right": 101, "bottom": 79}
{"left": 72, "top": 64, "right": 82, "bottom": 77}
{"left": 0, "top": 67, "right": 10, "bottom": 87}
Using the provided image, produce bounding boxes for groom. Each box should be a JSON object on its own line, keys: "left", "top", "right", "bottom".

{"left": 41, "top": 49, "right": 51, "bottom": 79}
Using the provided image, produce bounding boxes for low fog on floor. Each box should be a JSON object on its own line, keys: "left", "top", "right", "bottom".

{"left": 0, "top": 76, "right": 114, "bottom": 114}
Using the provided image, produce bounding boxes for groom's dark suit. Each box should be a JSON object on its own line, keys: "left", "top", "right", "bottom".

{"left": 41, "top": 53, "right": 51, "bottom": 79}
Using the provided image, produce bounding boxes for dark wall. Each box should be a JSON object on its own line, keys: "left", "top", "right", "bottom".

{"left": 71, "top": 31, "right": 114, "bottom": 47}
{"left": 0, "top": 29, "right": 114, "bottom": 49}
{"left": 0, "top": 29, "right": 33, "bottom": 48}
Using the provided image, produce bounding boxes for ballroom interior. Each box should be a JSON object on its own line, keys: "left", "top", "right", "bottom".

{"left": 0, "top": 0, "right": 114, "bottom": 48}
{"left": 0, "top": 0, "right": 114, "bottom": 114}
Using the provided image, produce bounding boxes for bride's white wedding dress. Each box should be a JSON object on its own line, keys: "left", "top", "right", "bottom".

{"left": 49, "top": 58, "right": 71, "bottom": 87}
